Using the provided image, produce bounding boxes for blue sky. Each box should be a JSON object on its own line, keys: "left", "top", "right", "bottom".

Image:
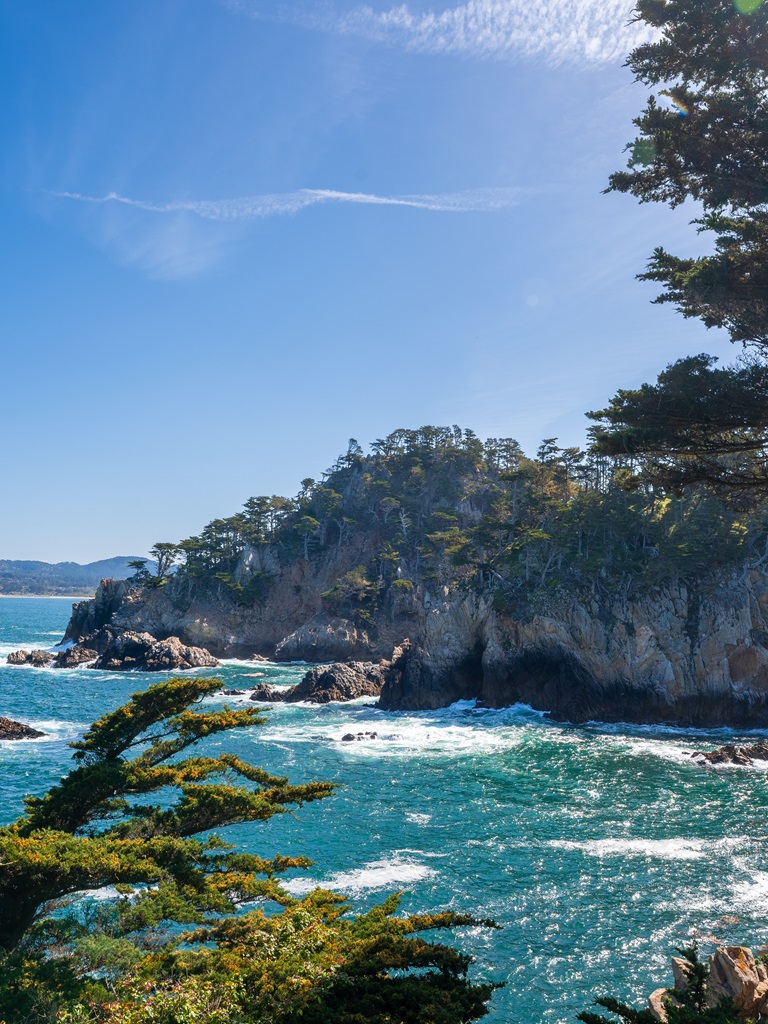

{"left": 1, "top": 0, "right": 734, "bottom": 562}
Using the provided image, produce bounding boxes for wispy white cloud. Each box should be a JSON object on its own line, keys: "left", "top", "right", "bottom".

{"left": 225, "top": 0, "right": 656, "bottom": 66}
{"left": 51, "top": 185, "right": 529, "bottom": 219}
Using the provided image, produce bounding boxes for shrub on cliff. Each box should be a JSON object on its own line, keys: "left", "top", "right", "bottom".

{"left": 0, "top": 677, "right": 496, "bottom": 1023}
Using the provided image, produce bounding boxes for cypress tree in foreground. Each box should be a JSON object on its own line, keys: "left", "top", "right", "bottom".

{"left": 0, "top": 677, "right": 496, "bottom": 1023}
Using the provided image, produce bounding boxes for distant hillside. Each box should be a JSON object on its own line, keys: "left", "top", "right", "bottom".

{"left": 0, "top": 557, "right": 143, "bottom": 596}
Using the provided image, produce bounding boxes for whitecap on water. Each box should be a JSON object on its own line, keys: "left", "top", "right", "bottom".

{"left": 261, "top": 719, "right": 527, "bottom": 757}
{"left": 549, "top": 837, "right": 748, "bottom": 861}
{"left": 731, "top": 869, "right": 768, "bottom": 912}
{"left": 283, "top": 853, "right": 437, "bottom": 896}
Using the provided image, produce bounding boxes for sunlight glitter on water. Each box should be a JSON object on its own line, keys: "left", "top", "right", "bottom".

{"left": 2, "top": 598, "right": 768, "bottom": 1024}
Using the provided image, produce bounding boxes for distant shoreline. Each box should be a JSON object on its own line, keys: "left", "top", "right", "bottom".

{"left": 0, "top": 594, "right": 91, "bottom": 600}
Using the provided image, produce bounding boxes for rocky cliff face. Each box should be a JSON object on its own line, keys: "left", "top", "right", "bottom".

{"left": 62, "top": 568, "right": 768, "bottom": 727}
{"left": 381, "top": 575, "right": 768, "bottom": 726}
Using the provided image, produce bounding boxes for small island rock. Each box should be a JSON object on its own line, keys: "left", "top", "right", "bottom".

{"left": 692, "top": 741, "right": 768, "bottom": 766}
{"left": 249, "top": 642, "right": 411, "bottom": 705}
{"left": 249, "top": 683, "right": 280, "bottom": 702}
{"left": 0, "top": 716, "right": 46, "bottom": 740}
{"left": 93, "top": 631, "right": 219, "bottom": 672}
{"left": 6, "top": 649, "right": 54, "bottom": 668}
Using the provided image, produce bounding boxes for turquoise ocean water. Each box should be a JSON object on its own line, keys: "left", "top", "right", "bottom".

{"left": 2, "top": 597, "right": 768, "bottom": 1022}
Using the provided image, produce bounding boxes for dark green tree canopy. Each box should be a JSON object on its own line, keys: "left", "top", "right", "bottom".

{"left": 588, "top": 354, "right": 768, "bottom": 492}
{"left": 607, "top": 0, "right": 768, "bottom": 346}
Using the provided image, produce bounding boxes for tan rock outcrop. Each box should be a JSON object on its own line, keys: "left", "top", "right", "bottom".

{"left": 707, "top": 946, "right": 768, "bottom": 1015}
{"left": 648, "top": 987, "right": 674, "bottom": 1022}
{"left": 647, "top": 946, "right": 768, "bottom": 1021}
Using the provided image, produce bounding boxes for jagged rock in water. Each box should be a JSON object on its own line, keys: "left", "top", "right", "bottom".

{"left": 249, "top": 653, "right": 269, "bottom": 662}
{"left": 249, "top": 683, "right": 280, "bottom": 703}
{"left": 691, "top": 741, "right": 768, "bottom": 766}
{"left": 6, "top": 649, "right": 54, "bottom": 667}
{"left": 250, "top": 642, "right": 410, "bottom": 705}
{"left": 54, "top": 646, "right": 98, "bottom": 668}
{"left": 341, "top": 731, "right": 378, "bottom": 742}
{"left": 284, "top": 662, "right": 387, "bottom": 703}
{"left": 247, "top": 665, "right": 382, "bottom": 704}
{"left": 93, "top": 631, "right": 218, "bottom": 672}
{"left": 274, "top": 615, "right": 373, "bottom": 662}
{"left": 0, "top": 716, "right": 46, "bottom": 740}
{"left": 221, "top": 688, "right": 246, "bottom": 696}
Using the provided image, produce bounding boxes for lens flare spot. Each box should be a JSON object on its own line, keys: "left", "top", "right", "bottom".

{"left": 734, "top": 0, "right": 764, "bottom": 13}
{"left": 661, "top": 90, "right": 689, "bottom": 116}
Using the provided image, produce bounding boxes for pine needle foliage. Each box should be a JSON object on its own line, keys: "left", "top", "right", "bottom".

{"left": 591, "top": 0, "right": 768, "bottom": 492}
{"left": 0, "top": 677, "right": 497, "bottom": 1024}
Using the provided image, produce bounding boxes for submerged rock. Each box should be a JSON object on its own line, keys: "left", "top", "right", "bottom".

{"left": 0, "top": 716, "right": 46, "bottom": 740}
{"left": 6, "top": 649, "right": 54, "bottom": 667}
{"left": 692, "top": 741, "right": 768, "bottom": 766}
{"left": 93, "top": 630, "right": 219, "bottom": 672}
{"left": 341, "top": 731, "right": 378, "bottom": 742}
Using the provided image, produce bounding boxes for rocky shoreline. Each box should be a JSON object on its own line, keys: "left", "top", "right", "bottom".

{"left": 34, "top": 565, "right": 768, "bottom": 727}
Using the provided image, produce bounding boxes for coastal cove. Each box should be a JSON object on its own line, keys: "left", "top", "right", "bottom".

{"left": 3, "top": 597, "right": 768, "bottom": 1023}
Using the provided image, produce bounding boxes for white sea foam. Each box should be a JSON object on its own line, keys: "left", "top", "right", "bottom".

{"left": 260, "top": 716, "right": 527, "bottom": 757}
{"left": 218, "top": 658, "right": 279, "bottom": 668}
{"left": 732, "top": 869, "right": 768, "bottom": 911}
{"left": 406, "top": 812, "right": 432, "bottom": 825}
{"left": 283, "top": 853, "right": 437, "bottom": 896}
{"left": 549, "top": 836, "right": 748, "bottom": 861}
